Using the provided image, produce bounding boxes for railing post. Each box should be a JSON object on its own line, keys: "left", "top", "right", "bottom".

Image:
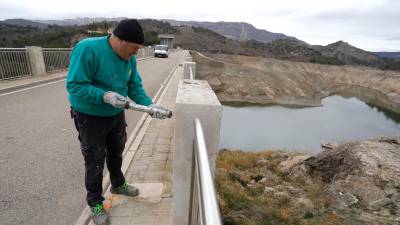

{"left": 183, "top": 62, "right": 196, "bottom": 79}
{"left": 26, "top": 46, "right": 46, "bottom": 77}
{"left": 174, "top": 79, "right": 222, "bottom": 225}
{"left": 0, "top": 61, "right": 4, "bottom": 79}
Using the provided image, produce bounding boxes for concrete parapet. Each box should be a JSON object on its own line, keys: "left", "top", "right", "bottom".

{"left": 26, "top": 46, "right": 46, "bottom": 77}
{"left": 183, "top": 62, "right": 196, "bottom": 79}
{"left": 174, "top": 79, "right": 222, "bottom": 225}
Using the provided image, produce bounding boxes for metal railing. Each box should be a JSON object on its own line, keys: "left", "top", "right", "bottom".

{"left": 189, "top": 119, "right": 222, "bottom": 225}
{"left": 42, "top": 48, "right": 72, "bottom": 72}
{"left": 0, "top": 48, "right": 32, "bottom": 80}
{"left": 0, "top": 45, "right": 156, "bottom": 81}
{"left": 188, "top": 61, "right": 222, "bottom": 225}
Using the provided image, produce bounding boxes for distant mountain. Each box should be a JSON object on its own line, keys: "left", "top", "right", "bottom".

{"left": 372, "top": 52, "right": 400, "bottom": 58}
{"left": 166, "top": 20, "right": 299, "bottom": 43}
{"left": 312, "top": 41, "right": 383, "bottom": 67}
{"left": 2, "top": 19, "right": 48, "bottom": 29}
{"left": 34, "top": 17, "right": 127, "bottom": 26}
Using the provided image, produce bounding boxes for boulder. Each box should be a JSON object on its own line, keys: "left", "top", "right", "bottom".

{"left": 279, "top": 155, "right": 310, "bottom": 173}
{"left": 304, "top": 137, "right": 400, "bottom": 214}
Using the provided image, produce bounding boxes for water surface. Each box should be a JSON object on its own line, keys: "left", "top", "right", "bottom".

{"left": 219, "top": 95, "right": 400, "bottom": 153}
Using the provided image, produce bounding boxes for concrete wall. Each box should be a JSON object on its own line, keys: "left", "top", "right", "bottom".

{"left": 174, "top": 79, "right": 222, "bottom": 225}
{"left": 26, "top": 46, "right": 46, "bottom": 77}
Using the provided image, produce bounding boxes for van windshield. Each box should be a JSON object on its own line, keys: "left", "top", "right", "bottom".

{"left": 155, "top": 45, "right": 168, "bottom": 51}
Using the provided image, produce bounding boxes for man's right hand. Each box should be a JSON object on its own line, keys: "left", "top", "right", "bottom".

{"left": 103, "top": 91, "right": 127, "bottom": 109}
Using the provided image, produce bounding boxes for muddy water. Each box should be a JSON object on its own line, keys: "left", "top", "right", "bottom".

{"left": 219, "top": 95, "right": 400, "bottom": 153}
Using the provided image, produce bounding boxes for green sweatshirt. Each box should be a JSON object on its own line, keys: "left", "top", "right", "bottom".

{"left": 66, "top": 36, "right": 153, "bottom": 116}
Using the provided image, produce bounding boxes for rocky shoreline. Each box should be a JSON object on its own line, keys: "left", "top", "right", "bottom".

{"left": 216, "top": 137, "right": 400, "bottom": 225}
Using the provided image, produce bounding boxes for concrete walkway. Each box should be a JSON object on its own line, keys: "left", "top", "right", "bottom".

{"left": 85, "top": 61, "right": 184, "bottom": 225}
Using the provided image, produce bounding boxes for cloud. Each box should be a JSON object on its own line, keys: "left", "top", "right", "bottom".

{"left": 0, "top": 4, "right": 30, "bottom": 20}
{"left": 386, "top": 37, "right": 400, "bottom": 41}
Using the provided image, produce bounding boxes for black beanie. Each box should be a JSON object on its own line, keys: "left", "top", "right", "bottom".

{"left": 113, "top": 19, "right": 144, "bottom": 44}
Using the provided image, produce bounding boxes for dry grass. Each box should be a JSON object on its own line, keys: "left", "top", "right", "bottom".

{"left": 215, "top": 150, "right": 347, "bottom": 225}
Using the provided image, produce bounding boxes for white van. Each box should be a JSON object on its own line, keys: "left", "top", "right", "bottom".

{"left": 154, "top": 45, "right": 169, "bottom": 58}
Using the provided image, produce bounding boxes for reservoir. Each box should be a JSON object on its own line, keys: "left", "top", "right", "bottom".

{"left": 219, "top": 95, "right": 400, "bottom": 153}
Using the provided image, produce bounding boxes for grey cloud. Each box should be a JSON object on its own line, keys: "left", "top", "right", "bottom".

{"left": 261, "top": 9, "right": 299, "bottom": 18}
{"left": 297, "top": 3, "right": 400, "bottom": 40}
{"left": 0, "top": 4, "right": 31, "bottom": 20}
{"left": 386, "top": 37, "right": 400, "bottom": 41}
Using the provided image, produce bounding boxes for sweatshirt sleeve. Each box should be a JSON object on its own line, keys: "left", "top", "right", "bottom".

{"left": 127, "top": 60, "right": 153, "bottom": 106}
{"left": 66, "top": 44, "right": 105, "bottom": 105}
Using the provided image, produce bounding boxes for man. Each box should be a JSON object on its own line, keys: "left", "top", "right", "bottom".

{"left": 66, "top": 19, "right": 168, "bottom": 225}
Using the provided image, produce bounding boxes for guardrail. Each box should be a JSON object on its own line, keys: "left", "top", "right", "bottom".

{"left": 42, "top": 48, "right": 72, "bottom": 73}
{"left": 189, "top": 118, "right": 223, "bottom": 225}
{"left": 0, "top": 48, "right": 32, "bottom": 80}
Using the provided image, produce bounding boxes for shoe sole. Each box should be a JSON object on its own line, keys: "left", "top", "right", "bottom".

{"left": 110, "top": 190, "right": 139, "bottom": 197}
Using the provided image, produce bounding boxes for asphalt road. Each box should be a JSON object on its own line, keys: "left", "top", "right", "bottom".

{"left": 0, "top": 50, "right": 184, "bottom": 225}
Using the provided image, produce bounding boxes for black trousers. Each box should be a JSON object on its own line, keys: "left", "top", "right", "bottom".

{"left": 71, "top": 108, "right": 127, "bottom": 206}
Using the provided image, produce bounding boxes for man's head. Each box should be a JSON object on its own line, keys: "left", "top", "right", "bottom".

{"left": 111, "top": 19, "right": 144, "bottom": 60}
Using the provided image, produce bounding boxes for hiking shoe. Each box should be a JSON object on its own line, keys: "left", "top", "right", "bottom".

{"left": 90, "top": 203, "right": 109, "bottom": 225}
{"left": 110, "top": 182, "right": 139, "bottom": 197}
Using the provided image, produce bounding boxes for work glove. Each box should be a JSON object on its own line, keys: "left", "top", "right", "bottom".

{"left": 148, "top": 104, "right": 170, "bottom": 119}
{"left": 103, "top": 91, "right": 127, "bottom": 109}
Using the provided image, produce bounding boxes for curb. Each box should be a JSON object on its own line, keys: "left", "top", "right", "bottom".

{"left": 0, "top": 75, "right": 67, "bottom": 95}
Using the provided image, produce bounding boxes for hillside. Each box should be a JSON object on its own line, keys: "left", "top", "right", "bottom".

{"left": 2, "top": 19, "right": 49, "bottom": 29}
{"left": 312, "top": 41, "right": 384, "bottom": 67}
{"left": 0, "top": 21, "right": 86, "bottom": 47}
{"left": 0, "top": 19, "right": 160, "bottom": 47}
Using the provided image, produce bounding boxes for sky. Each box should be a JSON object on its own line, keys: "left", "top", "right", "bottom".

{"left": 1, "top": 0, "right": 399, "bottom": 51}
